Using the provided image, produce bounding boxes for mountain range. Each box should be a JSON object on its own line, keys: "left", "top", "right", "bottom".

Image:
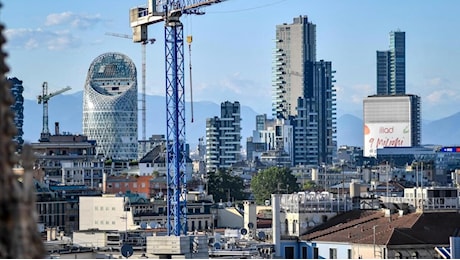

{"left": 22, "top": 91, "right": 460, "bottom": 149}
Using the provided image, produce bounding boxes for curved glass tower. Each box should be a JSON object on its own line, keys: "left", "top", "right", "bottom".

{"left": 83, "top": 52, "right": 138, "bottom": 160}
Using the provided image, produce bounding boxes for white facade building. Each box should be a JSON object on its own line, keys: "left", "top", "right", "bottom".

{"left": 79, "top": 195, "right": 135, "bottom": 232}
{"left": 363, "top": 95, "right": 421, "bottom": 157}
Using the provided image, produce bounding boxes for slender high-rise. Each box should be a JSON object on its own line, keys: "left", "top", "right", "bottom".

{"left": 365, "top": 30, "right": 420, "bottom": 158}
{"left": 377, "top": 30, "right": 405, "bottom": 95}
{"left": 272, "top": 15, "right": 316, "bottom": 119}
{"left": 83, "top": 52, "right": 138, "bottom": 160}
{"left": 272, "top": 16, "right": 336, "bottom": 165}
{"left": 205, "top": 101, "right": 241, "bottom": 172}
{"left": 294, "top": 60, "right": 336, "bottom": 165}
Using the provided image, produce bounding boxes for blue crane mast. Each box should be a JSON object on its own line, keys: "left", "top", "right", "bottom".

{"left": 129, "top": 0, "right": 224, "bottom": 236}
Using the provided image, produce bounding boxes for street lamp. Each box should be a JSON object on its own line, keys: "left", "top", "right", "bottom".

{"left": 373, "top": 225, "right": 378, "bottom": 258}
{"left": 120, "top": 196, "right": 131, "bottom": 242}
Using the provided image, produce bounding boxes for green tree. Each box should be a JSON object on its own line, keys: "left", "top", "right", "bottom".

{"left": 207, "top": 169, "right": 248, "bottom": 203}
{"left": 303, "top": 180, "right": 322, "bottom": 191}
{"left": 251, "top": 167, "right": 300, "bottom": 205}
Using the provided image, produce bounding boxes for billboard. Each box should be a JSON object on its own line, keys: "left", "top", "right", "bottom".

{"left": 364, "top": 122, "right": 411, "bottom": 157}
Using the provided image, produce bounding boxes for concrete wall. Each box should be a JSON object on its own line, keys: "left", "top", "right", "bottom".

{"left": 79, "top": 196, "right": 134, "bottom": 231}
{"left": 216, "top": 207, "right": 243, "bottom": 229}
{"left": 72, "top": 231, "right": 107, "bottom": 248}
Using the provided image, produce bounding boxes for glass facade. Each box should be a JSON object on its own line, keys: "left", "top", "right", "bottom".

{"left": 376, "top": 30, "right": 405, "bottom": 95}
{"left": 83, "top": 52, "right": 138, "bottom": 160}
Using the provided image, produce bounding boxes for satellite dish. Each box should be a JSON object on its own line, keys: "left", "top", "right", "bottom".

{"left": 258, "top": 231, "right": 266, "bottom": 240}
{"left": 149, "top": 221, "right": 158, "bottom": 229}
{"left": 240, "top": 228, "right": 248, "bottom": 235}
{"left": 248, "top": 222, "right": 254, "bottom": 229}
{"left": 121, "top": 244, "right": 133, "bottom": 258}
{"left": 264, "top": 199, "right": 271, "bottom": 206}
{"left": 140, "top": 222, "right": 147, "bottom": 229}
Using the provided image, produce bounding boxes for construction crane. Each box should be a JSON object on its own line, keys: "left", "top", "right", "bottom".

{"left": 129, "top": 0, "right": 224, "bottom": 236}
{"left": 105, "top": 32, "right": 156, "bottom": 156}
{"left": 37, "top": 82, "right": 71, "bottom": 142}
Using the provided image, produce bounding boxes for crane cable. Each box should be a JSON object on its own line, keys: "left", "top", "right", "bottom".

{"left": 187, "top": 17, "right": 194, "bottom": 123}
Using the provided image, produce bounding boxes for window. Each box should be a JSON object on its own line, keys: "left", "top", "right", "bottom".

{"left": 348, "top": 249, "right": 352, "bottom": 259}
{"left": 329, "top": 248, "right": 337, "bottom": 259}
{"left": 284, "top": 219, "right": 289, "bottom": 235}
{"left": 285, "top": 247, "right": 294, "bottom": 259}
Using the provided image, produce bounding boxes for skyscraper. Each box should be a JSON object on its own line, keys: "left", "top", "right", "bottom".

{"left": 294, "top": 60, "right": 336, "bottom": 165}
{"left": 272, "top": 16, "right": 336, "bottom": 165}
{"left": 83, "top": 52, "right": 138, "bottom": 160}
{"left": 365, "top": 30, "right": 420, "bottom": 158}
{"left": 205, "top": 101, "right": 241, "bottom": 172}
{"left": 272, "top": 15, "right": 316, "bottom": 119}
{"left": 8, "top": 77, "right": 24, "bottom": 149}
{"left": 377, "top": 30, "right": 405, "bottom": 95}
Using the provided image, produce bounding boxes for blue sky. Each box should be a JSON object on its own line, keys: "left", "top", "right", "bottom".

{"left": 2, "top": 0, "right": 460, "bottom": 121}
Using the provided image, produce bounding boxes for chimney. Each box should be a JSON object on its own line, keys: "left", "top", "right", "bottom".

{"left": 102, "top": 172, "right": 107, "bottom": 194}
{"left": 55, "top": 122, "right": 60, "bottom": 135}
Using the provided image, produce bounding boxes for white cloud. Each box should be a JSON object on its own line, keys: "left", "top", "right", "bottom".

{"left": 426, "top": 89, "right": 458, "bottom": 104}
{"left": 45, "top": 12, "right": 73, "bottom": 26}
{"left": 5, "top": 28, "right": 81, "bottom": 50}
{"left": 191, "top": 74, "right": 272, "bottom": 113}
{"left": 426, "top": 77, "right": 450, "bottom": 87}
{"left": 352, "top": 83, "right": 373, "bottom": 93}
{"left": 45, "top": 12, "right": 102, "bottom": 30}
{"left": 336, "top": 83, "right": 372, "bottom": 105}
{"left": 4, "top": 11, "right": 102, "bottom": 51}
